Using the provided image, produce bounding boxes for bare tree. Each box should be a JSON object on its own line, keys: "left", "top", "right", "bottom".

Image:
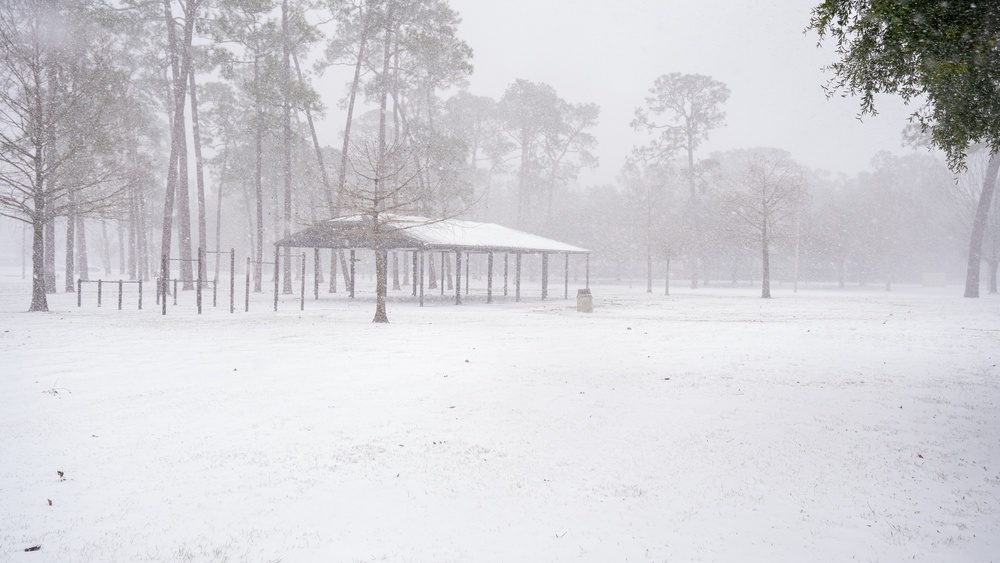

{"left": 0, "top": 0, "right": 132, "bottom": 311}
{"left": 724, "top": 149, "right": 807, "bottom": 298}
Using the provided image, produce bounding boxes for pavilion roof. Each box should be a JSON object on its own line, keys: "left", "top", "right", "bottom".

{"left": 276, "top": 215, "right": 589, "bottom": 254}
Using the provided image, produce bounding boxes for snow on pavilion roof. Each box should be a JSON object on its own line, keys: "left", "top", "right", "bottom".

{"left": 277, "top": 215, "right": 589, "bottom": 254}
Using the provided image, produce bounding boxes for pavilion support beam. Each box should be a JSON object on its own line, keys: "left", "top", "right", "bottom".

{"left": 419, "top": 250, "right": 425, "bottom": 307}
{"left": 542, "top": 253, "right": 549, "bottom": 300}
{"left": 504, "top": 253, "right": 509, "bottom": 296}
{"left": 314, "top": 248, "right": 320, "bottom": 300}
{"left": 564, "top": 253, "right": 569, "bottom": 299}
{"left": 487, "top": 252, "right": 494, "bottom": 304}
{"left": 455, "top": 250, "right": 462, "bottom": 305}
{"left": 515, "top": 252, "right": 522, "bottom": 302}
{"left": 465, "top": 251, "right": 470, "bottom": 295}
{"left": 440, "top": 251, "right": 445, "bottom": 296}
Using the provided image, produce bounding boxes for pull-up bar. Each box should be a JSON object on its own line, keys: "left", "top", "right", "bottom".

{"left": 77, "top": 279, "right": 143, "bottom": 310}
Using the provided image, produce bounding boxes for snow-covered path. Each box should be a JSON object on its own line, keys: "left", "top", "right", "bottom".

{"left": 2, "top": 277, "right": 998, "bottom": 562}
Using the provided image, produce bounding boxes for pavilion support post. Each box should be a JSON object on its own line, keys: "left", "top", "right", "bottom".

{"left": 504, "top": 253, "right": 509, "bottom": 296}
{"left": 419, "top": 251, "right": 425, "bottom": 307}
{"left": 465, "top": 252, "right": 470, "bottom": 295}
{"left": 273, "top": 245, "right": 279, "bottom": 312}
{"left": 516, "top": 252, "right": 522, "bottom": 302}
{"left": 487, "top": 252, "right": 494, "bottom": 304}
{"left": 586, "top": 254, "right": 590, "bottom": 288}
{"left": 313, "top": 248, "right": 320, "bottom": 300}
{"left": 542, "top": 253, "right": 549, "bottom": 300}
{"left": 440, "top": 251, "right": 445, "bottom": 296}
{"left": 564, "top": 253, "right": 569, "bottom": 299}
{"left": 412, "top": 251, "right": 418, "bottom": 297}
{"left": 349, "top": 249, "right": 356, "bottom": 299}
{"left": 455, "top": 250, "right": 462, "bottom": 305}
{"left": 300, "top": 252, "right": 306, "bottom": 311}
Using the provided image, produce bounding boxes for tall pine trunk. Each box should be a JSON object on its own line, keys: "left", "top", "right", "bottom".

{"left": 189, "top": 63, "right": 208, "bottom": 286}
{"left": 281, "top": 0, "right": 293, "bottom": 294}
{"left": 214, "top": 145, "right": 227, "bottom": 282}
{"left": 253, "top": 53, "right": 264, "bottom": 292}
{"left": 159, "top": 0, "right": 196, "bottom": 305}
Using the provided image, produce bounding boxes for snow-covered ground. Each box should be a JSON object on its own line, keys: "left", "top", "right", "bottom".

{"left": 1, "top": 270, "right": 998, "bottom": 562}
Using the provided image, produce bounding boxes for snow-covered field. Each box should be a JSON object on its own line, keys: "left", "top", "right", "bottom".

{"left": 1, "top": 270, "right": 998, "bottom": 562}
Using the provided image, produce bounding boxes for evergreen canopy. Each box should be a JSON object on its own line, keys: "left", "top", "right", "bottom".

{"left": 809, "top": 0, "right": 1000, "bottom": 169}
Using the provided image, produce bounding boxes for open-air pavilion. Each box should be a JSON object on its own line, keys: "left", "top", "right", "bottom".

{"left": 275, "top": 215, "right": 590, "bottom": 306}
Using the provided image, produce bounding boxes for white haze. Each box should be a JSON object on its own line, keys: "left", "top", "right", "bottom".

{"left": 315, "top": 0, "right": 929, "bottom": 186}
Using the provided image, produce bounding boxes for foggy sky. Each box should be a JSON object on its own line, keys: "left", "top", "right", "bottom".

{"left": 320, "top": 0, "right": 931, "bottom": 186}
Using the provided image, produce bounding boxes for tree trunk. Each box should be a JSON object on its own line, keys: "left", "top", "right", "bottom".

{"left": 403, "top": 250, "right": 410, "bottom": 287}
{"left": 128, "top": 184, "right": 138, "bottom": 280}
{"left": 189, "top": 63, "right": 208, "bottom": 287}
{"left": 177, "top": 93, "right": 194, "bottom": 289}
{"left": 281, "top": 0, "right": 293, "bottom": 294}
{"left": 77, "top": 216, "right": 89, "bottom": 281}
{"left": 964, "top": 153, "right": 1000, "bottom": 297}
{"left": 102, "top": 220, "right": 112, "bottom": 275}
{"left": 372, "top": 7, "right": 393, "bottom": 323}
{"left": 44, "top": 204, "right": 55, "bottom": 293}
{"left": 65, "top": 214, "right": 75, "bottom": 292}
{"left": 793, "top": 211, "right": 801, "bottom": 292}
{"left": 159, "top": 0, "right": 196, "bottom": 303}
{"left": 339, "top": 250, "right": 350, "bottom": 289}
{"left": 116, "top": 220, "right": 125, "bottom": 275}
{"left": 214, "top": 146, "right": 227, "bottom": 282}
{"left": 518, "top": 140, "right": 529, "bottom": 226}
{"left": 761, "top": 218, "right": 771, "bottom": 299}
{"left": 428, "top": 252, "right": 437, "bottom": 289}
{"left": 664, "top": 257, "right": 671, "bottom": 295}
{"left": 988, "top": 260, "right": 998, "bottom": 294}
{"left": 137, "top": 185, "right": 150, "bottom": 281}
{"left": 374, "top": 245, "right": 388, "bottom": 322}
{"left": 687, "top": 144, "right": 700, "bottom": 289}
{"left": 253, "top": 53, "right": 264, "bottom": 292}
{"left": 338, "top": 4, "right": 369, "bottom": 217}
{"left": 392, "top": 251, "right": 400, "bottom": 290}
{"left": 646, "top": 249, "right": 652, "bottom": 293}
{"left": 30, "top": 204, "right": 48, "bottom": 311}
{"left": 328, "top": 249, "right": 337, "bottom": 292}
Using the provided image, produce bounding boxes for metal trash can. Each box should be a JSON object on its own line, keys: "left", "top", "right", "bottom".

{"left": 577, "top": 288, "right": 593, "bottom": 313}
